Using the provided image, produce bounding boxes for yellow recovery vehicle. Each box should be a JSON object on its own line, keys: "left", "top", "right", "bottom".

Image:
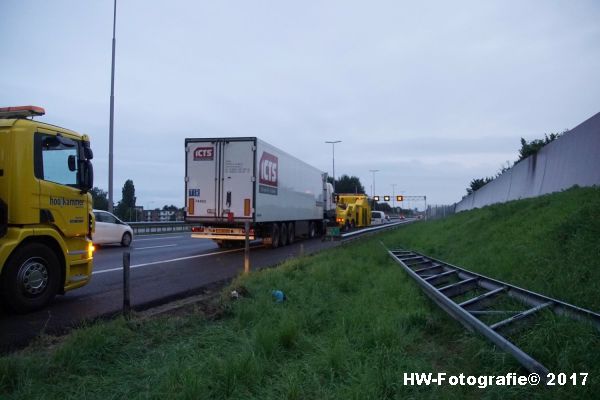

{"left": 0, "top": 106, "right": 95, "bottom": 313}
{"left": 335, "top": 194, "right": 371, "bottom": 231}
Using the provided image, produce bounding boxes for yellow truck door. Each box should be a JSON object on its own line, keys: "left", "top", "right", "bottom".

{"left": 35, "top": 131, "right": 88, "bottom": 237}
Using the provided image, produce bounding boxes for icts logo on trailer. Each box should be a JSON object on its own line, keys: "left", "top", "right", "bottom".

{"left": 259, "top": 152, "right": 278, "bottom": 195}
{"left": 194, "top": 147, "right": 214, "bottom": 161}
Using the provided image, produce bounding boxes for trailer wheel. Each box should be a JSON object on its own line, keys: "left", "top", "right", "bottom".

{"left": 308, "top": 222, "right": 316, "bottom": 238}
{"left": 280, "top": 223, "right": 288, "bottom": 247}
{"left": 270, "top": 223, "right": 280, "bottom": 248}
{"left": 0, "top": 243, "right": 61, "bottom": 313}
{"left": 287, "top": 222, "right": 295, "bottom": 245}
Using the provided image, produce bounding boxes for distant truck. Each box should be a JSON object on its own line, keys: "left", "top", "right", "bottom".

{"left": 335, "top": 194, "right": 372, "bottom": 230}
{"left": 185, "top": 137, "right": 335, "bottom": 248}
{"left": 0, "top": 106, "right": 95, "bottom": 313}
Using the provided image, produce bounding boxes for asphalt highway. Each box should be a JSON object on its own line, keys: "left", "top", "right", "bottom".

{"left": 0, "top": 220, "right": 413, "bottom": 352}
{"left": 0, "top": 233, "right": 339, "bottom": 352}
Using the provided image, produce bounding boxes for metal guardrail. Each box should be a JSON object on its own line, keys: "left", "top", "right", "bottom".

{"left": 339, "top": 219, "right": 414, "bottom": 240}
{"left": 128, "top": 217, "right": 417, "bottom": 237}
{"left": 387, "top": 248, "right": 600, "bottom": 379}
{"left": 128, "top": 221, "right": 193, "bottom": 235}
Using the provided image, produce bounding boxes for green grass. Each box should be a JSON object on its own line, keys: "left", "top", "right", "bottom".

{"left": 1, "top": 186, "right": 599, "bottom": 399}
{"left": 382, "top": 185, "right": 600, "bottom": 311}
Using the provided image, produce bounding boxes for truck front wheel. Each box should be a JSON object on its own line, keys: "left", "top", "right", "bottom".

{"left": 0, "top": 243, "right": 61, "bottom": 313}
{"left": 344, "top": 220, "right": 351, "bottom": 232}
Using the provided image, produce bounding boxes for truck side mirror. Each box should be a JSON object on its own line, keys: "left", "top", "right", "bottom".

{"left": 68, "top": 155, "right": 77, "bottom": 171}
{"left": 81, "top": 160, "right": 94, "bottom": 193}
{"left": 82, "top": 140, "right": 93, "bottom": 160}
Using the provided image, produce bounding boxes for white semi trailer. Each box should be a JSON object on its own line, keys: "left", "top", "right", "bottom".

{"left": 185, "top": 137, "right": 335, "bottom": 248}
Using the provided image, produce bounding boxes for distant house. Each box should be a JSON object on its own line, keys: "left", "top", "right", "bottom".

{"left": 143, "top": 209, "right": 160, "bottom": 222}
{"left": 143, "top": 208, "right": 184, "bottom": 222}
{"left": 159, "top": 210, "right": 175, "bottom": 221}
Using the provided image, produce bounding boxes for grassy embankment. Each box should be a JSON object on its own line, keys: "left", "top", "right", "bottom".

{"left": 1, "top": 186, "right": 599, "bottom": 399}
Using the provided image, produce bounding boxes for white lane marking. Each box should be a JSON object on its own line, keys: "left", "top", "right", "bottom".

{"left": 92, "top": 245, "right": 264, "bottom": 275}
{"left": 134, "top": 244, "right": 177, "bottom": 250}
{"left": 134, "top": 235, "right": 186, "bottom": 242}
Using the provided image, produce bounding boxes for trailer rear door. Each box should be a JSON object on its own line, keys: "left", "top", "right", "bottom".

{"left": 186, "top": 138, "right": 255, "bottom": 221}
{"left": 220, "top": 139, "right": 255, "bottom": 220}
{"left": 186, "top": 140, "right": 219, "bottom": 219}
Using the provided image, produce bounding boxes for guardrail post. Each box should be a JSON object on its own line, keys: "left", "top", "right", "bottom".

{"left": 244, "top": 221, "right": 250, "bottom": 274}
{"left": 123, "top": 251, "right": 131, "bottom": 318}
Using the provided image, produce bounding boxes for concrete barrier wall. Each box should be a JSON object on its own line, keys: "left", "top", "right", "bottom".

{"left": 456, "top": 111, "right": 600, "bottom": 212}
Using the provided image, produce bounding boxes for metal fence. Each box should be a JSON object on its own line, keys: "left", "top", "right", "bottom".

{"left": 426, "top": 204, "right": 456, "bottom": 220}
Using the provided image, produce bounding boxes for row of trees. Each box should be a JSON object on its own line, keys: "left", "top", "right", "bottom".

{"left": 466, "top": 131, "right": 567, "bottom": 195}
{"left": 90, "top": 180, "right": 138, "bottom": 221}
{"left": 517, "top": 132, "right": 563, "bottom": 162}
{"left": 91, "top": 181, "right": 182, "bottom": 221}
{"left": 327, "top": 174, "right": 366, "bottom": 194}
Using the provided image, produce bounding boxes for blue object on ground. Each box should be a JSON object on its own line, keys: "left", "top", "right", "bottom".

{"left": 272, "top": 290, "right": 286, "bottom": 303}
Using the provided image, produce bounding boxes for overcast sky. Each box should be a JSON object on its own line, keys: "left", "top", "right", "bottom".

{"left": 2, "top": 1, "right": 599, "bottom": 209}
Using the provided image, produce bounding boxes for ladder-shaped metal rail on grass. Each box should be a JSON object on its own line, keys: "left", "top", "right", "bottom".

{"left": 387, "top": 249, "right": 600, "bottom": 378}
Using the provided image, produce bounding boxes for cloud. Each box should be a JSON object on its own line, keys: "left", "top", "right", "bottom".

{"left": 1, "top": 0, "right": 599, "bottom": 207}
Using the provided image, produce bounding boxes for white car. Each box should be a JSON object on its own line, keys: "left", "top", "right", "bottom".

{"left": 371, "top": 211, "right": 387, "bottom": 225}
{"left": 92, "top": 210, "right": 134, "bottom": 247}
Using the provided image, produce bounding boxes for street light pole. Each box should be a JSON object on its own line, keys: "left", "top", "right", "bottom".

{"left": 369, "top": 169, "right": 379, "bottom": 197}
{"left": 108, "top": 0, "right": 117, "bottom": 212}
{"left": 369, "top": 169, "right": 379, "bottom": 210}
{"left": 325, "top": 140, "right": 341, "bottom": 193}
{"left": 391, "top": 183, "right": 397, "bottom": 212}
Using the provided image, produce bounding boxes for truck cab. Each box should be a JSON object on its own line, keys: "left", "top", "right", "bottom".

{"left": 335, "top": 194, "right": 372, "bottom": 231}
{"left": 324, "top": 181, "right": 336, "bottom": 220}
{"left": 0, "top": 106, "right": 94, "bottom": 313}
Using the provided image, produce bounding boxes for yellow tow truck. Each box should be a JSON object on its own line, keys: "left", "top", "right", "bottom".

{"left": 0, "top": 106, "right": 95, "bottom": 313}
{"left": 335, "top": 194, "right": 371, "bottom": 231}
